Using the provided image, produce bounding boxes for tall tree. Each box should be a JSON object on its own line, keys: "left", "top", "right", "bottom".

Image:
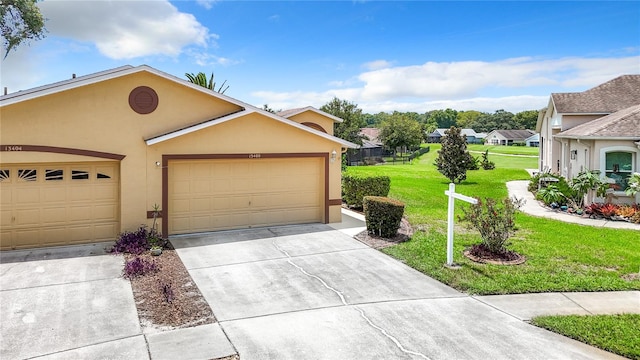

{"left": 320, "top": 97, "right": 366, "bottom": 145}
{"left": 456, "top": 110, "right": 482, "bottom": 129}
{"left": 379, "top": 114, "right": 423, "bottom": 158}
{"left": 469, "top": 109, "right": 515, "bottom": 132}
{"left": 426, "top": 108, "right": 458, "bottom": 129}
{"left": 185, "top": 72, "right": 229, "bottom": 94}
{"left": 1, "top": 0, "right": 46, "bottom": 58}
{"left": 513, "top": 110, "right": 539, "bottom": 130}
{"left": 435, "top": 127, "right": 474, "bottom": 183}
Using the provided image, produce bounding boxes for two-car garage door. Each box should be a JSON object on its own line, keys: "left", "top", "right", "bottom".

{"left": 168, "top": 158, "right": 323, "bottom": 234}
{"left": 0, "top": 162, "right": 120, "bottom": 250}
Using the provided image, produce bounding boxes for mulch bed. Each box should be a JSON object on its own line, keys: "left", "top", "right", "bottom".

{"left": 124, "top": 247, "right": 216, "bottom": 332}
{"left": 353, "top": 217, "right": 414, "bottom": 249}
{"left": 463, "top": 244, "right": 526, "bottom": 265}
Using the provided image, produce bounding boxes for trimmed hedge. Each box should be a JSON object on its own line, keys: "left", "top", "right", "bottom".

{"left": 363, "top": 196, "right": 405, "bottom": 238}
{"left": 342, "top": 175, "right": 391, "bottom": 208}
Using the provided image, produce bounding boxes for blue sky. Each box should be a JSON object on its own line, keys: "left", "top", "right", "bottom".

{"left": 1, "top": 0, "right": 639, "bottom": 113}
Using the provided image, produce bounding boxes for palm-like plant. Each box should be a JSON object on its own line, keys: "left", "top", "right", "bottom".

{"left": 185, "top": 72, "right": 229, "bottom": 94}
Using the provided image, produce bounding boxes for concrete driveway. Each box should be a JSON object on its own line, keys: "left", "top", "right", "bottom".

{"left": 0, "top": 243, "right": 149, "bottom": 359}
{"left": 172, "top": 224, "right": 623, "bottom": 360}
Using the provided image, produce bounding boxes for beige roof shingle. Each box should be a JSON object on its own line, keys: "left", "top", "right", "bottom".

{"left": 556, "top": 104, "right": 640, "bottom": 139}
{"left": 551, "top": 75, "right": 640, "bottom": 114}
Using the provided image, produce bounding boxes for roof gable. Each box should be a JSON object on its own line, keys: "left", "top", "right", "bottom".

{"left": 555, "top": 104, "right": 640, "bottom": 139}
{"left": 551, "top": 75, "right": 640, "bottom": 114}
{"left": 277, "top": 106, "right": 343, "bottom": 123}
{"left": 2, "top": 65, "right": 357, "bottom": 149}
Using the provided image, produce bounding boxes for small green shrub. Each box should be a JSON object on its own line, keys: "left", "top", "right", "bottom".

{"left": 363, "top": 196, "right": 405, "bottom": 238}
{"left": 459, "top": 197, "right": 524, "bottom": 253}
{"left": 481, "top": 150, "right": 495, "bottom": 170}
{"left": 342, "top": 175, "right": 391, "bottom": 208}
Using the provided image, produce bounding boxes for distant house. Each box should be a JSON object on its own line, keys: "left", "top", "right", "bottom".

{"left": 347, "top": 127, "right": 384, "bottom": 165}
{"left": 484, "top": 129, "right": 536, "bottom": 146}
{"left": 525, "top": 133, "right": 540, "bottom": 147}
{"left": 428, "top": 128, "right": 486, "bottom": 144}
{"left": 537, "top": 74, "right": 640, "bottom": 203}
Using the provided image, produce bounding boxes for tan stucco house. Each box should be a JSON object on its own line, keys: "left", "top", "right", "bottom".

{"left": 536, "top": 75, "right": 640, "bottom": 204}
{"left": 0, "top": 65, "right": 356, "bottom": 250}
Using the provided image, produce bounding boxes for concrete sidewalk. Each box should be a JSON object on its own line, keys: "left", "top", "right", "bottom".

{"left": 507, "top": 180, "right": 640, "bottom": 230}
{"left": 334, "top": 207, "right": 639, "bottom": 320}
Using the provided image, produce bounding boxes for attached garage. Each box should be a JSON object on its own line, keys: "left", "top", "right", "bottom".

{"left": 0, "top": 162, "right": 119, "bottom": 250}
{"left": 0, "top": 65, "right": 355, "bottom": 250}
{"left": 168, "top": 157, "right": 323, "bottom": 235}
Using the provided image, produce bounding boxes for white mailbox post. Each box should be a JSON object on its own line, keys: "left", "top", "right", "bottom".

{"left": 444, "top": 183, "right": 478, "bottom": 266}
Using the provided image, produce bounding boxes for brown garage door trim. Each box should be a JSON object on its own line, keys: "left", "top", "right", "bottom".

{"left": 0, "top": 145, "right": 126, "bottom": 160}
{"left": 162, "top": 153, "right": 330, "bottom": 236}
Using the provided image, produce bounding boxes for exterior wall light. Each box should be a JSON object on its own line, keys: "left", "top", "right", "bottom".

{"left": 156, "top": 161, "right": 161, "bottom": 166}
{"left": 330, "top": 149, "right": 337, "bottom": 163}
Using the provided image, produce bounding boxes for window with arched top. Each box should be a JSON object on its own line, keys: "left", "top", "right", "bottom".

{"left": 600, "top": 146, "right": 636, "bottom": 193}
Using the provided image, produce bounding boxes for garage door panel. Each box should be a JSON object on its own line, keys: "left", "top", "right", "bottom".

{"left": 94, "top": 223, "right": 118, "bottom": 241}
{"left": 0, "top": 162, "right": 119, "bottom": 249}
{"left": 168, "top": 158, "right": 323, "bottom": 235}
{"left": 1, "top": 187, "right": 12, "bottom": 205}
{"left": 1, "top": 209, "right": 12, "bottom": 227}
{"left": 94, "top": 184, "right": 118, "bottom": 200}
{"left": 69, "top": 205, "right": 93, "bottom": 221}
{"left": 191, "top": 198, "right": 211, "bottom": 212}
{"left": 42, "top": 207, "right": 68, "bottom": 224}
{"left": 171, "top": 180, "right": 191, "bottom": 195}
{"left": 93, "top": 204, "right": 117, "bottom": 220}
{"left": 16, "top": 187, "right": 41, "bottom": 204}
{"left": 15, "top": 208, "right": 40, "bottom": 225}
{"left": 192, "top": 180, "right": 211, "bottom": 194}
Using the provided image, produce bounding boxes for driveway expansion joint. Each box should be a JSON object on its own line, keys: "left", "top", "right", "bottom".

{"left": 271, "top": 237, "right": 431, "bottom": 360}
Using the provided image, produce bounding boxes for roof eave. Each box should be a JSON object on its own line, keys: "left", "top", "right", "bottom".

{"left": 554, "top": 134, "right": 640, "bottom": 141}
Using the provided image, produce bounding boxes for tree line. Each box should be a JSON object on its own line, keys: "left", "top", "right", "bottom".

{"left": 319, "top": 97, "right": 539, "bottom": 151}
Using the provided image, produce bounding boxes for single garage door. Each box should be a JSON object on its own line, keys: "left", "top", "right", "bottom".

{"left": 0, "top": 162, "right": 120, "bottom": 250}
{"left": 169, "top": 158, "right": 323, "bottom": 234}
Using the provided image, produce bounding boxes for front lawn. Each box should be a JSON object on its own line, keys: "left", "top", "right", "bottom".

{"left": 467, "top": 144, "right": 540, "bottom": 156}
{"left": 531, "top": 314, "right": 640, "bottom": 360}
{"left": 345, "top": 145, "right": 640, "bottom": 295}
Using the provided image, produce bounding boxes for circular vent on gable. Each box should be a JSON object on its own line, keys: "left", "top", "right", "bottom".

{"left": 129, "top": 86, "right": 158, "bottom": 114}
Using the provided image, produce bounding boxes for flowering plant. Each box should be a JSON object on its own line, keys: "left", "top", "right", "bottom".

{"left": 626, "top": 172, "right": 640, "bottom": 196}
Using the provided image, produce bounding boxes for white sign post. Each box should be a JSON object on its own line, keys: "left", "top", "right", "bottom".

{"left": 444, "top": 183, "right": 478, "bottom": 267}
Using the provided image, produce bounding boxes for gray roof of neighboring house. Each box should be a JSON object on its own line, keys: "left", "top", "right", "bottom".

{"left": 551, "top": 75, "right": 640, "bottom": 114}
{"left": 488, "top": 129, "right": 536, "bottom": 141}
{"left": 361, "top": 139, "right": 383, "bottom": 149}
{"left": 555, "top": 104, "right": 640, "bottom": 139}
{"left": 430, "top": 128, "right": 479, "bottom": 137}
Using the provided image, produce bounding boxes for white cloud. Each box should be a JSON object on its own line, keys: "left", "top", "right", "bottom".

{"left": 38, "top": 0, "right": 212, "bottom": 59}
{"left": 356, "top": 56, "right": 640, "bottom": 101}
{"left": 362, "top": 59, "right": 393, "bottom": 70}
{"left": 196, "top": 0, "right": 216, "bottom": 10}
{"left": 250, "top": 55, "right": 640, "bottom": 113}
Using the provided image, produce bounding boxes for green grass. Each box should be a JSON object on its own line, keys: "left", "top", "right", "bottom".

{"left": 346, "top": 145, "right": 640, "bottom": 295}
{"left": 531, "top": 314, "right": 640, "bottom": 359}
{"left": 468, "top": 144, "right": 540, "bottom": 156}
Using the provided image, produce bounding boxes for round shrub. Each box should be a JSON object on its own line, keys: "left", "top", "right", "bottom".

{"left": 363, "top": 196, "right": 405, "bottom": 238}
{"left": 342, "top": 175, "right": 391, "bottom": 208}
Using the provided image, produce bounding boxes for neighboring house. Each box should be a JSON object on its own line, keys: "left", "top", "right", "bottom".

{"left": 0, "top": 65, "right": 356, "bottom": 250}
{"left": 428, "top": 128, "right": 486, "bottom": 144}
{"left": 484, "top": 129, "right": 536, "bottom": 145}
{"left": 536, "top": 74, "right": 640, "bottom": 203}
{"left": 525, "top": 133, "right": 540, "bottom": 147}
{"left": 346, "top": 127, "right": 384, "bottom": 165}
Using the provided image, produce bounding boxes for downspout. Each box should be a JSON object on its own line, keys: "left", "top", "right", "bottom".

{"left": 578, "top": 138, "right": 595, "bottom": 204}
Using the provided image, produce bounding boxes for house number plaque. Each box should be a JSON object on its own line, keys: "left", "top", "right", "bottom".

{"left": 3, "top": 145, "right": 23, "bottom": 151}
{"left": 248, "top": 154, "right": 261, "bottom": 158}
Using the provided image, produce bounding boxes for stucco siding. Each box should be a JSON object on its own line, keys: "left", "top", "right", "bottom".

{"left": 288, "top": 111, "right": 335, "bottom": 136}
